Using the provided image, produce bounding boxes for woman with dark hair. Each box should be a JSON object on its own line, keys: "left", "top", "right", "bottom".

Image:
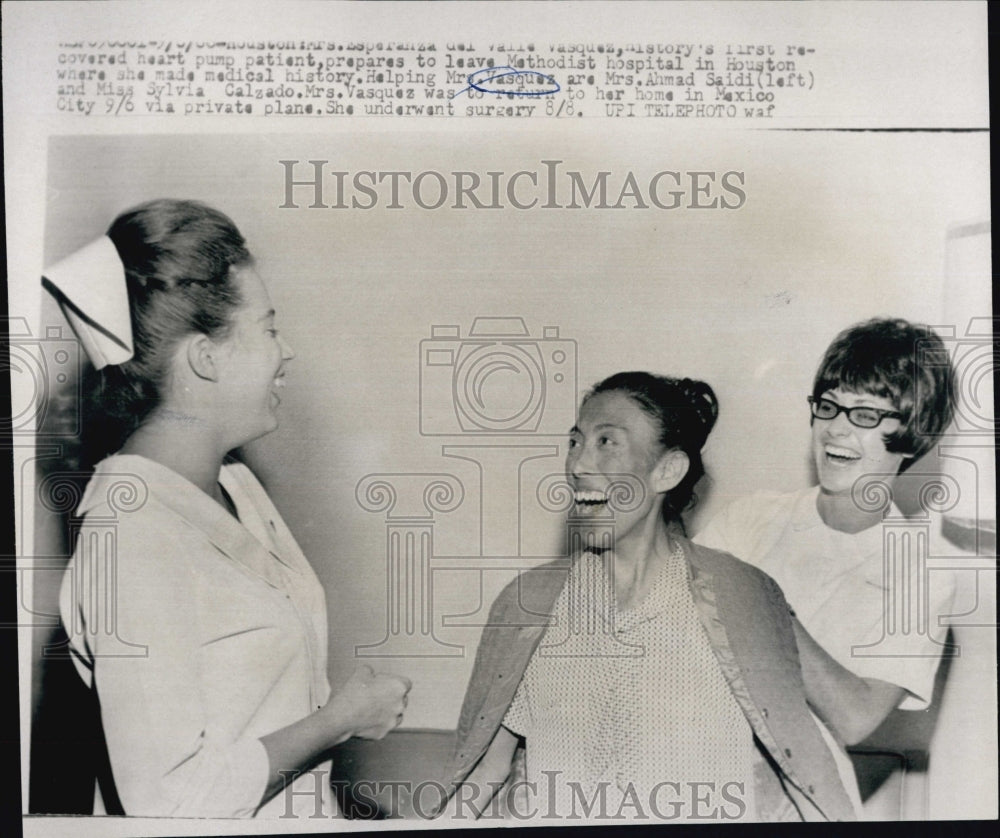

{"left": 45, "top": 199, "right": 410, "bottom": 818}
{"left": 697, "top": 318, "right": 958, "bottom": 810}
{"left": 439, "top": 372, "right": 855, "bottom": 823}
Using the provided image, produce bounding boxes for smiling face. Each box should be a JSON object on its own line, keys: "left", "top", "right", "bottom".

{"left": 811, "top": 387, "right": 910, "bottom": 496}
{"left": 214, "top": 268, "right": 295, "bottom": 448}
{"left": 566, "top": 390, "right": 681, "bottom": 548}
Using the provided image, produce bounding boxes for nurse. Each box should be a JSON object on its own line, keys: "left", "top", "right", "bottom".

{"left": 46, "top": 199, "right": 411, "bottom": 818}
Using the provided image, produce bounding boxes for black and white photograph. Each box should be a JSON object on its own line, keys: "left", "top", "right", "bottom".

{"left": 4, "top": 2, "right": 994, "bottom": 835}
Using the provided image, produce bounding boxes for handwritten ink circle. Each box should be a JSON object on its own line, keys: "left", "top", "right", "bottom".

{"left": 464, "top": 66, "right": 561, "bottom": 97}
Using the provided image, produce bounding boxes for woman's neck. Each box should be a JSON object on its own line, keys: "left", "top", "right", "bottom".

{"left": 816, "top": 484, "right": 893, "bottom": 534}
{"left": 120, "top": 407, "right": 227, "bottom": 500}
{"left": 609, "top": 513, "right": 683, "bottom": 609}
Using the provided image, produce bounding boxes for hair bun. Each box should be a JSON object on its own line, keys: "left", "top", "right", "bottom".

{"left": 678, "top": 378, "right": 719, "bottom": 440}
{"left": 585, "top": 370, "right": 718, "bottom": 528}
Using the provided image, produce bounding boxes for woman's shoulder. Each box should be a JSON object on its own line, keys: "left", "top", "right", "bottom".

{"left": 686, "top": 537, "right": 771, "bottom": 581}
{"left": 71, "top": 455, "right": 217, "bottom": 566}
{"left": 695, "top": 487, "right": 810, "bottom": 559}
{"left": 685, "top": 538, "right": 794, "bottom": 618}
{"left": 713, "top": 487, "right": 807, "bottom": 523}
{"left": 74, "top": 454, "right": 158, "bottom": 518}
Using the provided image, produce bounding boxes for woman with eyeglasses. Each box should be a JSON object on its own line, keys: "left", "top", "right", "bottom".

{"left": 696, "top": 317, "right": 958, "bottom": 807}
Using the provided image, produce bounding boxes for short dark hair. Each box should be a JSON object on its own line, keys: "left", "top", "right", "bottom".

{"left": 86, "top": 199, "right": 251, "bottom": 458}
{"left": 811, "top": 317, "right": 955, "bottom": 469}
{"left": 585, "top": 371, "right": 719, "bottom": 529}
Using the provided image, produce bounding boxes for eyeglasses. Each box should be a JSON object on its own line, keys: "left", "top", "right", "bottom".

{"left": 807, "top": 396, "right": 902, "bottom": 429}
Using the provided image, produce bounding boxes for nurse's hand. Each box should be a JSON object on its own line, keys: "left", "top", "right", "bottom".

{"left": 258, "top": 665, "right": 412, "bottom": 807}
{"left": 325, "top": 664, "right": 412, "bottom": 742}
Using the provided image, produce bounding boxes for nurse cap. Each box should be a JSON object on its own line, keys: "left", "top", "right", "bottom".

{"left": 41, "top": 235, "right": 134, "bottom": 370}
